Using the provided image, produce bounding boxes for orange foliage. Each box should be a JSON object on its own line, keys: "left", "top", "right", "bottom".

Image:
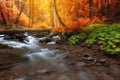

{"left": 53, "top": 0, "right": 119, "bottom": 33}
{"left": 0, "top": 0, "right": 120, "bottom": 30}
{"left": 54, "top": 0, "right": 92, "bottom": 32}
{"left": 18, "top": 13, "right": 29, "bottom": 27}
{"left": 51, "top": 26, "right": 65, "bottom": 33}
{"left": 0, "top": 0, "right": 29, "bottom": 28}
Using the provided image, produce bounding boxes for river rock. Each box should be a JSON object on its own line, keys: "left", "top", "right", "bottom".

{"left": 39, "top": 37, "right": 51, "bottom": 43}
{"left": 14, "top": 77, "right": 25, "bottom": 80}
{"left": 57, "top": 75, "right": 71, "bottom": 80}
{"left": 37, "top": 69, "right": 50, "bottom": 75}
{"left": 86, "top": 56, "right": 94, "bottom": 61}
{"left": 56, "top": 39, "right": 68, "bottom": 45}
{"left": 4, "top": 33, "right": 27, "bottom": 42}
{"left": 77, "top": 62, "right": 86, "bottom": 67}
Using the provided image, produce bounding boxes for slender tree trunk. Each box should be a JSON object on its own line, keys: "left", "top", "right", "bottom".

{"left": 50, "top": 0, "right": 55, "bottom": 27}
{"left": 0, "top": 3, "right": 9, "bottom": 27}
{"left": 0, "top": 9, "right": 9, "bottom": 26}
{"left": 16, "top": 0, "right": 20, "bottom": 19}
{"left": 53, "top": 0, "right": 66, "bottom": 27}
{"left": 28, "top": 0, "right": 34, "bottom": 27}
{"left": 15, "top": 0, "right": 26, "bottom": 25}
{"left": 104, "top": 0, "right": 109, "bottom": 15}
{"left": 106, "top": 0, "right": 110, "bottom": 16}
{"left": 101, "top": 0, "right": 106, "bottom": 16}
{"left": 88, "top": 0, "right": 94, "bottom": 18}
{"left": 31, "top": 0, "right": 34, "bottom": 27}
{"left": 29, "top": 0, "right": 32, "bottom": 27}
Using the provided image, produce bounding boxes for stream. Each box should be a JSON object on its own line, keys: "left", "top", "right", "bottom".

{"left": 0, "top": 33, "right": 119, "bottom": 80}
{"left": 0, "top": 33, "right": 76, "bottom": 80}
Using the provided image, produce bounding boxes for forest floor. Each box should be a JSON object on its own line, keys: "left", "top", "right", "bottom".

{"left": 0, "top": 33, "right": 120, "bottom": 80}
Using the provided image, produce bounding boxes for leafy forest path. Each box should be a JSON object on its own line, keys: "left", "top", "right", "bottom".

{"left": 0, "top": 33, "right": 119, "bottom": 80}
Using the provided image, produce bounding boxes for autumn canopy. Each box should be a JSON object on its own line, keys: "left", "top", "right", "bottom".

{"left": 0, "top": 0, "right": 120, "bottom": 32}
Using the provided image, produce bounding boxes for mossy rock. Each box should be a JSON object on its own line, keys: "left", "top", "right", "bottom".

{"left": 0, "top": 43, "right": 11, "bottom": 49}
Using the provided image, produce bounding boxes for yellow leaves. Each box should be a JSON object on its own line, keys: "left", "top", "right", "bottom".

{"left": 25, "top": 0, "right": 51, "bottom": 28}
{"left": 0, "top": 0, "right": 113, "bottom": 30}
{"left": 18, "top": 13, "right": 29, "bottom": 27}
{"left": 33, "top": 21, "right": 52, "bottom": 29}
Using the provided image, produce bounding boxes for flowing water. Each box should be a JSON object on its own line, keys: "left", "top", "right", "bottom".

{"left": 0, "top": 33, "right": 67, "bottom": 69}
{"left": 0, "top": 33, "right": 71, "bottom": 80}
{"left": 0, "top": 33, "right": 119, "bottom": 80}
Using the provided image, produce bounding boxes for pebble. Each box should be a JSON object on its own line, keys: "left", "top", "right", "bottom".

{"left": 77, "top": 62, "right": 86, "bottom": 67}
{"left": 86, "top": 56, "right": 94, "bottom": 61}
{"left": 37, "top": 69, "right": 49, "bottom": 75}
{"left": 14, "top": 77, "right": 25, "bottom": 80}
{"left": 57, "top": 75, "right": 71, "bottom": 80}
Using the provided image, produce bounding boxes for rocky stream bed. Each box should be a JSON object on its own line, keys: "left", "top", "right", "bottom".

{"left": 0, "top": 32, "right": 119, "bottom": 80}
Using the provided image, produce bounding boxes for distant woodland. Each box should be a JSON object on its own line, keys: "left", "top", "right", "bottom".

{"left": 0, "top": 0, "right": 120, "bottom": 31}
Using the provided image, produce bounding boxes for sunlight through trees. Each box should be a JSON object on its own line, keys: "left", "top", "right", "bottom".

{"left": 0, "top": 0, "right": 120, "bottom": 31}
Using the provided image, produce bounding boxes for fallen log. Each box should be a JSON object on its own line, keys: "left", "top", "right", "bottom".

{"left": 0, "top": 29, "right": 51, "bottom": 34}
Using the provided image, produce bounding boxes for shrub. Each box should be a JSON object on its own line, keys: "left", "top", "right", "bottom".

{"left": 85, "top": 24, "right": 120, "bottom": 55}
{"left": 68, "top": 31, "right": 87, "bottom": 45}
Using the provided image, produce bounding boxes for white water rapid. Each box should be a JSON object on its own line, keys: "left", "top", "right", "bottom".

{"left": 0, "top": 33, "right": 68, "bottom": 71}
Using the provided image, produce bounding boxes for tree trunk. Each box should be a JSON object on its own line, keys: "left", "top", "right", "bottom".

{"left": 0, "top": 10, "right": 9, "bottom": 26}
{"left": 15, "top": 0, "right": 26, "bottom": 25}
{"left": 100, "top": 0, "right": 106, "bottom": 16}
{"left": 29, "top": 0, "right": 32, "bottom": 27}
{"left": 31, "top": 0, "right": 34, "bottom": 27}
{"left": 88, "top": 0, "right": 94, "bottom": 18}
{"left": 53, "top": 0, "right": 67, "bottom": 27}
{"left": 28, "top": 0, "right": 34, "bottom": 28}
{"left": 0, "top": 4, "right": 9, "bottom": 27}
{"left": 50, "top": 0, "right": 55, "bottom": 27}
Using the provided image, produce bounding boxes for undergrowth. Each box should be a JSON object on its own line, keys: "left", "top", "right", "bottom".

{"left": 68, "top": 24, "right": 120, "bottom": 55}
{"left": 68, "top": 31, "right": 87, "bottom": 45}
